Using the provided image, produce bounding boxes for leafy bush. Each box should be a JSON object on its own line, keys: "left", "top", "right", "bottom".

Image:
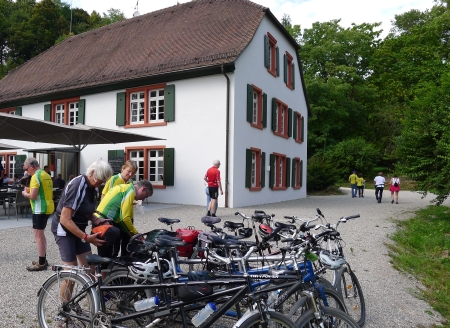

{"left": 307, "top": 154, "right": 341, "bottom": 191}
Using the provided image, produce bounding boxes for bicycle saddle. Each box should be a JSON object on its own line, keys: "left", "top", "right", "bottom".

{"left": 201, "top": 216, "right": 221, "bottom": 225}
{"left": 223, "top": 221, "right": 244, "bottom": 229}
{"left": 275, "top": 221, "right": 296, "bottom": 230}
{"left": 223, "top": 234, "right": 245, "bottom": 240}
{"left": 158, "top": 217, "right": 181, "bottom": 225}
{"left": 207, "top": 234, "right": 240, "bottom": 248}
{"left": 154, "top": 237, "right": 186, "bottom": 247}
{"left": 86, "top": 254, "right": 113, "bottom": 265}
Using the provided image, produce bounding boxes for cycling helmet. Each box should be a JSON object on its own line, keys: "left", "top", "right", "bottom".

{"left": 129, "top": 258, "right": 173, "bottom": 281}
{"left": 319, "top": 250, "right": 346, "bottom": 270}
{"left": 258, "top": 224, "right": 272, "bottom": 238}
{"left": 238, "top": 228, "right": 253, "bottom": 238}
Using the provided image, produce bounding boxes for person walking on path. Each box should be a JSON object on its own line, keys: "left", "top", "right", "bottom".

{"left": 374, "top": 172, "right": 386, "bottom": 203}
{"left": 22, "top": 158, "right": 54, "bottom": 271}
{"left": 204, "top": 159, "right": 223, "bottom": 217}
{"left": 356, "top": 174, "right": 365, "bottom": 197}
{"left": 389, "top": 174, "right": 401, "bottom": 204}
{"left": 348, "top": 170, "right": 358, "bottom": 198}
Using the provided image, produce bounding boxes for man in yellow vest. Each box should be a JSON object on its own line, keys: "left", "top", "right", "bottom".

{"left": 348, "top": 170, "right": 358, "bottom": 198}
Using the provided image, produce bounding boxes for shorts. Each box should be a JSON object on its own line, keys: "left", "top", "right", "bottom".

{"left": 32, "top": 214, "right": 50, "bottom": 230}
{"left": 51, "top": 216, "right": 91, "bottom": 262}
{"left": 208, "top": 187, "right": 218, "bottom": 200}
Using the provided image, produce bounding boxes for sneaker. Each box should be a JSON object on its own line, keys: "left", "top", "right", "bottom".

{"left": 206, "top": 211, "right": 211, "bottom": 216}
{"left": 32, "top": 259, "right": 49, "bottom": 266}
{"left": 396, "top": 202, "right": 399, "bottom": 204}
{"left": 211, "top": 214, "right": 217, "bottom": 217}
{"left": 391, "top": 200, "right": 394, "bottom": 204}
{"left": 26, "top": 261, "right": 48, "bottom": 271}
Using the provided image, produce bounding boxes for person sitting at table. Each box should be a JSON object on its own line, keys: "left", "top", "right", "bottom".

{"left": 53, "top": 174, "right": 65, "bottom": 190}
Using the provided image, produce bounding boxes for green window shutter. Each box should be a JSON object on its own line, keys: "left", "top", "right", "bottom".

{"left": 116, "top": 92, "right": 126, "bottom": 126}
{"left": 271, "top": 98, "right": 277, "bottom": 132}
{"left": 283, "top": 54, "right": 287, "bottom": 84}
{"left": 291, "top": 158, "right": 296, "bottom": 187}
{"left": 246, "top": 84, "right": 253, "bottom": 123}
{"left": 292, "top": 63, "right": 295, "bottom": 89}
{"left": 108, "top": 150, "right": 124, "bottom": 175}
{"left": 288, "top": 108, "right": 293, "bottom": 138}
{"left": 301, "top": 116, "right": 305, "bottom": 142}
{"left": 264, "top": 34, "right": 270, "bottom": 68}
{"left": 262, "top": 93, "right": 267, "bottom": 128}
{"left": 269, "top": 154, "right": 275, "bottom": 188}
{"left": 276, "top": 46, "right": 280, "bottom": 76}
{"left": 163, "top": 148, "right": 175, "bottom": 186}
{"left": 78, "top": 99, "right": 85, "bottom": 124}
{"left": 15, "top": 107, "right": 22, "bottom": 116}
{"left": 293, "top": 111, "right": 298, "bottom": 140}
{"left": 300, "top": 160, "right": 303, "bottom": 187}
{"left": 245, "top": 148, "right": 252, "bottom": 188}
{"left": 164, "top": 84, "right": 175, "bottom": 122}
{"left": 286, "top": 157, "right": 291, "bottom": 188}
{"left": 261, "top": 152, "right": 266, "bottom": 188}
{"left": 44, "top": 104, "right": 51, "bottom": 121}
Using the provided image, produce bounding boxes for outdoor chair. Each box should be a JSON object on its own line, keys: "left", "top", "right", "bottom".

{"left": 8, "top": 190, "right": 31, "bottom": 220}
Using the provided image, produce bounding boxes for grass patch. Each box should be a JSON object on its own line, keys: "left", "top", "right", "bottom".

{"left": 387, "top": 206, "right": 450, "bottom": 327}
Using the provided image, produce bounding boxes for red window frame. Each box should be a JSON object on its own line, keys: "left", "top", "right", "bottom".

{"left": 274, "top": 99, "right": 289, "bottom": 139}
{"left": 0, "top": 108, "right": 16, "bottom": 115}
{"left": 125, "top": 84, "right": 167, "bottom": 129}
{"left": 250, "top": 147, "right": 262, "bottom": 191}
{"left": 51, "top": 97, "right": 80, "bottom": 125}
{"left": 295, "top": 111, "right": 303, "bottom": 144}
{"left": 267, "top": 33, "right": 278, "bottom": 77}
{"left": 125, "top": 145, "right": 166, "bottom": 189}
{"left": 0, "top": 152, "right": 18, "bottom": 178}
{"left": 286, "top": 51, "right": 293, "bottom": 90}
{"left": 293, "top": 157, "right": 301, "bottom": 189}
{"left": 250, "top": 85, "right": 263, "bottom": 129}
{"left": 273, "top": 152, "right": 287, "bottom": 190}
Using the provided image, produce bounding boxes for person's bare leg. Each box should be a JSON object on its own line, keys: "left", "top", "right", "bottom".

{"left": 210, "top": 199, "right": 217, "bottom": 214}
{"left": 34, "top": 229, "right": 47, "bottom": 257}
{"left": 60, "top": 259, "right": 79, "bottom": 302}
{"left": 395, "top": 191, "right": 399, "bottom": 203}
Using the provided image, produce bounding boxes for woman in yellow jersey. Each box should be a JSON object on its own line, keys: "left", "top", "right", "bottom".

{"left": 101, "top": 160, "right": 137, "bottom": 200}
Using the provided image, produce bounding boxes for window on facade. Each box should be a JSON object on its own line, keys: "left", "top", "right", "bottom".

{"left": 127, "top": 85, "right": 166, "bottom": 126}
{"left": 0, "top": 153, "right": 17, "bottom": 179}
{"left": 246, "top": 84, "right": 266, "bottom": 129}
{"left": 284, "top": 52, "right": 295, "bottom": 90}
{"left": 270, "top": 153, "right": 287, "bottom": 190}
{"left": 293, "top": 111, "right": 304, "bottom": 143}
{"left": 264, "top": 33, "right": 279, "bottom": 77}
{"left": 127, "top": 146, "right": 174, "bottom": 188}
{"left": 50, "top": 97, "right": 82, "bottom": 125}
{"left": 245, "top": 148, "right": 265, "bottom": 190}
{"left": 292, "top": 157, "right": 301, "bottom": 189}
{"left": 0, "top": 108, "right": 16, "bottom": 115}
{"left": 271, "top": 98, "right": 291, "bottom": 138}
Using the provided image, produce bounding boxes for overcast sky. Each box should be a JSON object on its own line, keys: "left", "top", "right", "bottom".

{"left": 75, "top": 0, "right": 435, "bottom": 37}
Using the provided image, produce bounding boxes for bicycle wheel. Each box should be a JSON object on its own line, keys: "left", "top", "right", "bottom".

{"left": 295, "top": 307, "right": 360, "bottom": 328}
{"left": 276, "top": 285, "right": 346, "bottom": 323}
{"left": 102, "top": 269, "right": 153, "bottom": 326}
{"left": 239, "top": 311, "right": 297, "bottom": 328}
{"left": 335, "top": 266, "right": 366, "bottom": 327}
{"left": 37, "top": 271, "right": 97, "bottom": 328}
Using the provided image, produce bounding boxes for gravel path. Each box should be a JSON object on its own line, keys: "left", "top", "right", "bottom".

{"left": 0, "top": 189, "right": 445, "bottom": 327}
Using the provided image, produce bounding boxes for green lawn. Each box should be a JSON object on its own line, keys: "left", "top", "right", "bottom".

{"left": 388, "top": 206, "right": 450, "bottom": 327}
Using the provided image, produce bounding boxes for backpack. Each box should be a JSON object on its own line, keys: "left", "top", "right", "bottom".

{"left": 393, "top": 178, "right": 399, "bottom": 187}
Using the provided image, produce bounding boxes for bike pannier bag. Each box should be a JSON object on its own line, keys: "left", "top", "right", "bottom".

{"left": 178, "top": 284, "right": 213, "bottom": 301}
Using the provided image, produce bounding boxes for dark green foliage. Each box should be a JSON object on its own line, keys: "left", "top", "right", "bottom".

{"left": 306, "top": 154, "right": 341, "bottom": 191}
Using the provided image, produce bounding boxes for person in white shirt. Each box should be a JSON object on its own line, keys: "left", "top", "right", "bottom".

{"left": 373, "top": 172, "right": 385, "bottom": 203}
{"left": 389, "top": 174, "right": 401, "bottom": 204}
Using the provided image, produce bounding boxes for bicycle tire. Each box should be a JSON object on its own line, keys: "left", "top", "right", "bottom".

{"left": 238, "top": 311, "right": 297, "bottom": 328}
{"left": 295, "top": 307, "right": 360, "bottom": 328}
{"left": 335, "top": 265, "right": 366, "bottom": 327}
{"left": 275, "top": 285, "right": 347, "bottom": 323}
{"left": 102, "top": 269, "right": 154, "bottom": 326}
{"left": 37, "top": 271, "right": 97, "bottom": 328}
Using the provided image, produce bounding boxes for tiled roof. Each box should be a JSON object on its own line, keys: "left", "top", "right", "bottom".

{"left": 0, "top": 0, "right": 266, "bottom": 105}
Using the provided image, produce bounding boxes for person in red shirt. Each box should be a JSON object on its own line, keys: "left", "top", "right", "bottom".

{"left": 204, "top": 159, "right": 223, "bottom": 217}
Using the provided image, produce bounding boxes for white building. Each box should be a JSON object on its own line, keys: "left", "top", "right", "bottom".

{"left": 0, "top": 0, "right": 309, "bottom": 207}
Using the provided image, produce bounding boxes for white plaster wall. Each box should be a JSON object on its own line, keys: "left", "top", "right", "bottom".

{"left": 229, "top": 16, "right": 308, "bottom": 207}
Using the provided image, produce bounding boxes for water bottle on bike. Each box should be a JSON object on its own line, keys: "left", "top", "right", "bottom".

{"left": 191, "top": 302, "right": 216, "bottom": 327}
